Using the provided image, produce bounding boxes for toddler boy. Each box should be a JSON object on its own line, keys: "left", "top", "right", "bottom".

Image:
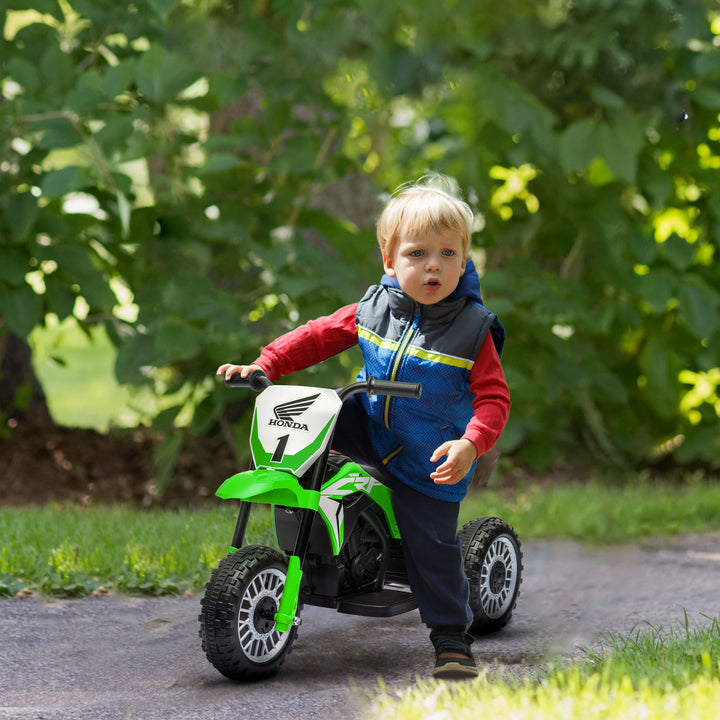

{"left": 218, "top": 177, "right": 510, "bottom": 678}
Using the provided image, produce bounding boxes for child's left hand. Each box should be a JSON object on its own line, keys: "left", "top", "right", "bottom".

{"left": 429, "top": 439, "right": 478, "bottom": 485}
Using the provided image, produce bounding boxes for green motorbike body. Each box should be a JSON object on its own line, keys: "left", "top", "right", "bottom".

{"left": 214, "top": 383, "right": 408, "bottom": 631}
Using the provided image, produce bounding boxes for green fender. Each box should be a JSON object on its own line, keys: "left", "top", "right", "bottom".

{"left": 216, "top": 468, "right": 320, "bottom": 510}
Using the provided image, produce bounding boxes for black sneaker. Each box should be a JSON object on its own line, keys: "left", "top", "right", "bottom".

{"left": 429, "top": 626, "right": 478, "bottom": 679}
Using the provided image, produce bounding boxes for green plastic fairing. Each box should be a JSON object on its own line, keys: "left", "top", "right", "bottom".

{"left": 215, "top": 468, "right": 320, "bottom": 509}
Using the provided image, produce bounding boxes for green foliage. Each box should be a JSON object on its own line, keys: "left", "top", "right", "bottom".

{"left": 1, "top": 0, "right": 375, "bottom": 449}
{"left": 2, "top": 0, "right": 720, "bottom": 472}
{"left": 338, "top": 0, "right": 720, "bottom": 470}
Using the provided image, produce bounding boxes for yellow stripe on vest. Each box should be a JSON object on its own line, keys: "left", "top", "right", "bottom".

{"left": 357, "top": 326, "right": 399, "bottom": 353}
{"left": 358, "top": 326, "right": 474, "bottom": 370}
{"left": 405, "top": 345, "right": 475, "bottom": 371}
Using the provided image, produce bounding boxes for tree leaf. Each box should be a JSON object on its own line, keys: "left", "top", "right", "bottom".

{"left": 559, "top": 119, "right": 600, "bottom": 175}
{"left": 43, "top": 244, "right": 114, "bottom": 311}
{"left": 637, "top": 269, "right": 675, "bottom": 314}
{"left": 678, "top": 277, "right": 720, "bottom": 339}
{"left": 674, "top": 426, "right": 720, "bottom": 468}
{"left": 44, "top": 279, "right": 77, "bottom": 322}
{"left": 65, "top": 69, "right": 105, "bottom": 113}
{"left": 147, "top": 0, "right": 183, "bottom": 21}
{"left": 270, "top": 137, "right": 319, "bottom": 175}
{"left": 102, "top": 59, "right": 136, "bottom": 99}
{"left": 6, "top": 56, "right": 41, "bottom": 95}
{"left": 94, "top": 116, "right": 135, "bottom": 154}
{"left": 134, "top": 44, "right": 201, "bottom": 103}
{"left": 591, "top": 85, "right": 625, "bottom": 109}
{"left": 661, "top": 233, "right": 695, "bottom": 271}
{"left": 599, "top": 117, "right": 644, "bottom": 185}
{"left": 115, "top": 333, "right": 155, "bottom": 385}
{"left": 154, "top": 321, "right": 202, "bottom": 363}
{"left": 39, "top": 43, "right": 74, "bottom": 95}
{"left": 209, "top": 73, "right": 248, "bottom": 105}
{"left": 640, "top": 171, "right": 674, "bottom": 208}
{"left": 0, "top": 284, "right": 43, "bottom": 338}
{"left": 0, "top": 248, "right": 29, "bottom": 285}
{"left": 35, "top": 117, "right": 84, "bottom": 150}
{"left": 40, "top": 166, "right": 92, "bottom": 199}
{"left": 3, "top": 192, "right": 38, "bottom": 242}
{"left": 198, "top": 153, "right": 240, "bottom": 175}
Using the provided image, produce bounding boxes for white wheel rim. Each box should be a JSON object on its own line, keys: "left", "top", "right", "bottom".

{"left": 478, "top": 535, "right": 519, "bottom": 619}
{"left": 237, "top": 567, "right": 290, "bottom": 662}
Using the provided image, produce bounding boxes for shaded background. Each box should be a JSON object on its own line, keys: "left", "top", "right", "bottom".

{"left": 1, "top": 0, "right": 719, "bottom": 504}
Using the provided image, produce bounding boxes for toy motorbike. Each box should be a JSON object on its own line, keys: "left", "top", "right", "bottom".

{"left": 199, "top": 370, "right": 522, "bottom": 680}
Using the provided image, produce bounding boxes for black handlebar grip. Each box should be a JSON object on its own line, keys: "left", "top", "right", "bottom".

{"left": 224, "top": 369, "right": 272, "bottom": 392}
{"left": 366, "top": 376, "right": 422, "bottom": 399}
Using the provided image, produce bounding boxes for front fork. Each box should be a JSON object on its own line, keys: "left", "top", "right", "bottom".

{"left": 274, "top": 555, "right": 302, "bottom": 632}
{"left": 230, "top": 444, "right": 332, "bottom": 634}
{"left": 229, "top": 502, "right": 305, "bottom": 633}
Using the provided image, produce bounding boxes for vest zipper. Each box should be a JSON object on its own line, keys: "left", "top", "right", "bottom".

{"left": 383, "top": 302, "right": 422, "bottom": 430}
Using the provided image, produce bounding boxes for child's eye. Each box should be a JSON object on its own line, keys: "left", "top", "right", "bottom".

{"left": 409, "top": 249, "right": 424, "bottom": 257}
{"left": 441, "top": 249, "right": 456, "bottom": 257}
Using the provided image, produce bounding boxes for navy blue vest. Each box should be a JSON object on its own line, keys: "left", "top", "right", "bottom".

{"left": 355, "top": 282, "right": 499, "bottom": 501}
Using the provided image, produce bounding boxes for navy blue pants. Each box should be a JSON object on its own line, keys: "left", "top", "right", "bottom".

{"left": 332, "top": 395, "right": 472, "bottom": 628}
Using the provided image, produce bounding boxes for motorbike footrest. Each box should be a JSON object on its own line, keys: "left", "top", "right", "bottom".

{"left": 336, "top": 588, "right": 417, "bottom": 617}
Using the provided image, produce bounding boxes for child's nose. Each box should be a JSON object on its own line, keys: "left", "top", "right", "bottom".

{"left": 426, "top": 254, "right": 441, "bottom": 270}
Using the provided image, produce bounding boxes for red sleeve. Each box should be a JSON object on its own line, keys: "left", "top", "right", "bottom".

{"left": 461, "top": 333, "right": 511, "bottom": 456}
{"left": 252, "top": 304, "right": 359, "bottom": 381}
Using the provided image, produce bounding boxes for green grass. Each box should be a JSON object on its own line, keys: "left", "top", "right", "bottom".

{"left": 367, "top": 618, "right": 720, "bottom": 720}
{"left": 580, "top": 614, "right": 720, "bottom": 689}
{"left": 1, "top": 477, "right": 718, "bottom": 598}
{"left": 0, "top": 503, "right": 275, "bottom": 598}
{"left": 460, "top": 475, "right": 720, "bottom": 544}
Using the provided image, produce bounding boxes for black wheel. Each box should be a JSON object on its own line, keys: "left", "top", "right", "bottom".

{"left": 460, "top": 517, "right": 522, "bottom": 635}
{"left": 199, "top": 545, "right": 300, "bottom": 680}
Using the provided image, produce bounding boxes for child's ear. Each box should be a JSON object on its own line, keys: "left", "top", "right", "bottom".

{"left": 383, "top": 253, "right": 396, "bottom": 277}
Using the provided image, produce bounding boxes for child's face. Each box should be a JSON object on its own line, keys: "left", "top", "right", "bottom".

{"left": 383, "top": 228, "right": 467, "bottom": 305}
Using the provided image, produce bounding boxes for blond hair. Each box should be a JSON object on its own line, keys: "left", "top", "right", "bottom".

{"left": 376, "top": 176, "right": 473, "bottom": 259}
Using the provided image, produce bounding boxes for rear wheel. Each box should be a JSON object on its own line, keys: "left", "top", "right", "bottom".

{"left": 199, "top": 545, "right": 299, "bottom": 680}
{"left": 460, "top": 517, "right": 522, "bottom": 635}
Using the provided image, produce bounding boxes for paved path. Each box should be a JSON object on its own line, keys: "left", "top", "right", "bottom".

{"left": 1, "top": 533, "right": 719, "bottom": 720}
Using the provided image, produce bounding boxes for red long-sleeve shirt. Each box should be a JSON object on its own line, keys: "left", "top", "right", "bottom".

{"left": 253, "top": 303, "right": 510, "bottom": 457}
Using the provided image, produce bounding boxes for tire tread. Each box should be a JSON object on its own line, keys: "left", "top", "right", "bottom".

{"left": 460, "top": 517, "right": 523, "bottom": 635}
{"left": 199, "top": 545, "right": 298, "bottom": 680}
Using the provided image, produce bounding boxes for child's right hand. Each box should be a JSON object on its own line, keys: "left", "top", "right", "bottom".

{"left": 216, "top": 363, "right": 264, "bottom": 381}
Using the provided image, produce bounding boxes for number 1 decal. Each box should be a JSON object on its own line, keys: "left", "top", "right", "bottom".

{"left": 271, "top": 434, "right": 290, "bottom": 462}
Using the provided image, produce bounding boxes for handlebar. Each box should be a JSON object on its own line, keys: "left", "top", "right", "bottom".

{"left": 223, "top": 370, "right": 421, "bottom": 400}
{"left": 365, "top": 376, "right": 422, "bottom": 399}
{"left": 337, "top": 376, "right": 422, "bottom": 401}
{"left": 224, "top": 369, "right": 273, "bottom": 392}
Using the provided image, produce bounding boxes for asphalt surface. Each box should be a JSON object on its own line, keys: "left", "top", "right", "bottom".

{"left": 1, "top": 533, "right": 719, "bottom": 720}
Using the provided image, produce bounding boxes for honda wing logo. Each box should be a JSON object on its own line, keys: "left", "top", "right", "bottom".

{"left": 269, "top": 393, "right": 319, "bottom": 431}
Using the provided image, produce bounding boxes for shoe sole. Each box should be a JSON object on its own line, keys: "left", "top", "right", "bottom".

{"left": 432, "top": 661, "right": 479, "bottom": 680}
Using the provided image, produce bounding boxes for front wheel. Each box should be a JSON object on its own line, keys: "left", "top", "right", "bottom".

{"left": 460, "top": 517, "right": 522, "bottom": 635}
{"left": 199, "top": 545, "right": 300, "bottom": 680}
